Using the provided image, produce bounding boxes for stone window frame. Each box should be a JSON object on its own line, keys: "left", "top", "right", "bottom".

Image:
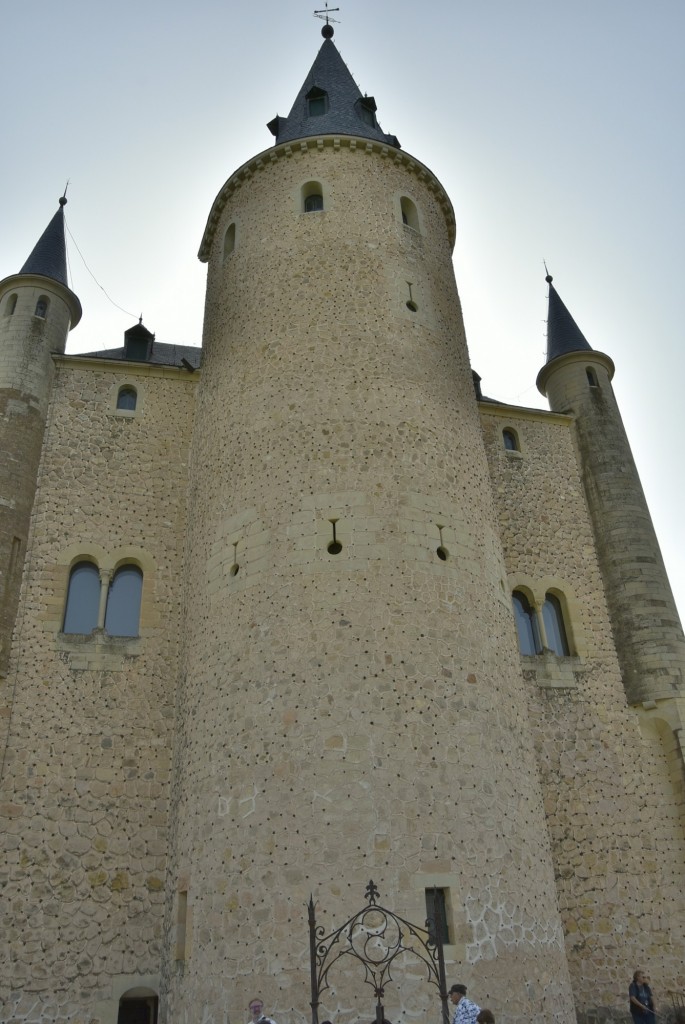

{"left": 512, "top": 585, "right": 542, "bottom": 655}
{"left": 502, "top": 425, "right": 525, "bottom": 458}
{"left": 396, "top": 192, "right": 423, "bottom": 235}
{"left": 223, "top": 221, "right": 237, "bottom": 260}
{"left": 412, "top": 872, "right": 466, "bottom": 961}
{"left": 110, "top": 377, "right": 145, "bottom": 417}
{"left": 508, "top": 573, "right": 585, "bottom": 659}
{"left": 300, "top": 178, "right": 328, "bottom": 214}
{"left": 53, "top": 543, "right": 158, "bottom": 640}
{"left": 4, "top": 292, "right": 18, "bottom": 315}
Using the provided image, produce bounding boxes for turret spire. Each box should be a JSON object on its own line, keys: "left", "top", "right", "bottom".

{"left": 267, "top": 34, "right": 399, "bottom": 148}
{"left": 19, "top": 198, "right": 70, "bottom": 288}
{"left": 544, "top": 272, "right": 593, "bottom": 364}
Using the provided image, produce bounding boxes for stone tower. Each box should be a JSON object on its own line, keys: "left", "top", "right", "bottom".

{"left": 0, "top": 199, "right": 81, "bottom": 676}
{"left": 536, "top": 276, "right": 685, "bottom": 719}
{"left": 163, "top": 31, "right": 575, "bottom": 1023}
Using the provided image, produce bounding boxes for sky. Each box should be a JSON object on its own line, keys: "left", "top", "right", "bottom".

{"left": 2, "top": 0, "right": 684, "bottom": 619}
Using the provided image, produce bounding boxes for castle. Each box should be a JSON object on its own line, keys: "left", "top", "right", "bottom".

{"left": 0, "top": 25, "right": 684, "bottom": 1024}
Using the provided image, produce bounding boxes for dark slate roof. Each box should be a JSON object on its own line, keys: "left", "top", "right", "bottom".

{"left": 75, "top": 341, "right": 202, "bottom": 369}
{"left": 545, "top": 276, "right": 593, "bottom": 364}
{"left": 20, "top": 199, "right": 70, "bottom": 287}
{"left": 267, "top": 37, "right": 400, "bottom": 149}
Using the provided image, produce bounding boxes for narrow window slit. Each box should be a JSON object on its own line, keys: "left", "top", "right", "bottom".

{"left": 436, "top": 524, "right": 449, "bottom": 561}
{"left": 327, "top": 519, "right": 342, "bottom": 555}
{"left": 229, "top": 542, "right": 239, "bottom": 576}
{"left": 406, "top": 282, "right": 418, "bottom": 312}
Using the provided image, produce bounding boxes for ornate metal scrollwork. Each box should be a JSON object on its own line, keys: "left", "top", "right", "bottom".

{"left": 308, "top": 880, "right": 449, "bottom": 1024}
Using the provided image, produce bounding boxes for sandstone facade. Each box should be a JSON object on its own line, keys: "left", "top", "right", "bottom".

{"left": 0, "top": 31, "right": 683, "bottom": 1024}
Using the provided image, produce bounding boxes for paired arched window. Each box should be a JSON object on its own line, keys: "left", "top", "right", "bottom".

{"left": 542, "top": 592, "right": 570, "bottom": 655}
{"left": 116, "top": 386, "right": 137, "bottom": 411}
{"left": 63, "top": 561, "right": 143, "bottom": 637}
{"left": 6, "top": 293, "right": 17, "bottom": 315}
{"left": 34, "top": 296, "right": 49, "bottom": 318}
{"left": 63, "top": 562, "right": 100, "bottom": 634}
{"left": 400, "top": 196, "right": 419, "bottom": 231}
{"left": 512, "top": 591, "right": 542, "bottom": 655}
{"left": 302, "top": 181, "right": 324, "bottom": 213}
{"left": 223, "top": 223, "right": 236, "bottom": 259}
{"left": 104, "top": 566, "right": 143, "bottom": 637}
{"left": 512, "top": 588, "right": 572, "bottom": 656}
{"left": 502, "top": 428, "right": 519, "bottom": 451}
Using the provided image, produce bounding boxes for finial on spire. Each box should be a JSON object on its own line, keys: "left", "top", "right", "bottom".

{"left": 139, "top": 314, "right": 143, "bottom": 325}
{"left": 59, "top": 180, "right": 70, "bottom": 207}
{"left": 543, "top": 260, "right": 553, "bottom": 285}
{"left": 314, "top": 2, "right": 340, "bottom": 37}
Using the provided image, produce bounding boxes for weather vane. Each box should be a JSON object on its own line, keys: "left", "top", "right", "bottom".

{"left": 314, "top": 2, "right": 340, "bottom": 28}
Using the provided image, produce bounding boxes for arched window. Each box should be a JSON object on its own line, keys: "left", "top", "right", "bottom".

{"left": 223, "top": 223, "right": 236, "bottom": 259}
{"left": 586, "top": 367, "right": 598, "bottom": 388}
{"left": 502, "top": 429, "right": 519, "bottom": 451}
{"left": 34, "top": 296, "right": 49, "bottom": 318}
{"left": 116, "top": 387, "right": 137, "bottom": 411}
{"left": 302, "top": 181, "right": 324, "bottom": 213}
{"left": 63, "top": 562, "right": 100, "bottom": 634}
{"left": 512, "top": 590, "right": 542, "bottom": 655}
{"left": 6, "top": 293, "right": 17, "bottom": 315}
{"left": 400, "top": 196, "right": 419, "bottom": 232}
{"left": 542, "top": 592, "right": 570, "bottom": 655}
{"left": 105, "top": 565, "right": 143, "bottom": 637}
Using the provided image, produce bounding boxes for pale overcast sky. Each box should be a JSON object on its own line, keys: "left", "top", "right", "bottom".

{"left": 2, "top": 0, "right": 684, "bottom": 617}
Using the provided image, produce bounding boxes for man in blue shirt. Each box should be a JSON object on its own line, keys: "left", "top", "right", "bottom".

{"left": 450, "top": 984, "right": 481, "bottom": 1024}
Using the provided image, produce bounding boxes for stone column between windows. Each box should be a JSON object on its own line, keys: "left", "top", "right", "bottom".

{"left": 535, "top": 604, "right": 548, "bottom": 651}
{"left": 97, "top": 569, "right": 112, "bottom": 630}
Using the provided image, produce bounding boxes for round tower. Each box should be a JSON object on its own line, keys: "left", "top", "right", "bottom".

{"left": 537, "top": 275, "right": 685, "bottom": 705}
{"left": 165, "top": 35, "right": 574, "bottom": 1023}
{"left": 0, "top": 198, "right": 81, "bottom": 675}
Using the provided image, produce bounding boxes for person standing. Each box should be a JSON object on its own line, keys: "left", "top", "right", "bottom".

{"left": 629, "top": 971, "right": 655, "bottom": 1024}
{"left": 248, "top": 999, "right": 278, "bottom": 1024}
{"left": 450, "top": 984, "right": 481, "bottom": 1024}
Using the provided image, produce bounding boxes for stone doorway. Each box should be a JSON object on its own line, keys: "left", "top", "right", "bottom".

{"left": 117, "top": 992, "right": 159, "bottom": 1024}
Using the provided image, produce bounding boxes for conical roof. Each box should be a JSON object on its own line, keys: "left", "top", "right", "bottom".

{"left": 19, "top": 198, "right": 70, "bottom": 287}
{"left": 545, "top": 275, "right": 593, "bottom": 364}
{"left": 267, "top": 35, "right": 400, "bottom": 149}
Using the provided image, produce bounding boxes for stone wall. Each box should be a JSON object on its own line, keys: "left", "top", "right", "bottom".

{"left": 480, "top": 402, "right": 685, "bottom": 1019}
{"left": 0, "top": 358, "right": 197, "bottom": 1022}
{"left": 164, "top": 138, "right": 575, "bottom": 1024}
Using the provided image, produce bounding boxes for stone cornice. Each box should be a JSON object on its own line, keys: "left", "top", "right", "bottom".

{"left": 198, "top": 136, "right": 457, "bottom": 262}
{"left": 478, "top": 400, "right": 574, "bottom": 425}
{"left": 0, "top": 272, "right": 82, "bottom": 329}
{"left": 53, "top": 354, "right": 200, "bottom": 379}
{"left": 536, "top": 349, "right": 615, "bottom": 397}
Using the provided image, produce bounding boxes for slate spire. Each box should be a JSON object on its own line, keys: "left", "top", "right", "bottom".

{"left": 267, "top": 35, "right": 400, "bottom": 149}
{"left": 544, "top": 273, "right": 593, "bottom": 364}
{"left": 19, "top": 197, "right": 70, "bottom": 288}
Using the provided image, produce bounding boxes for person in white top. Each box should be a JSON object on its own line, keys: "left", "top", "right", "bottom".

{"left": 248, "top": 999, "right": 278, "bottom": 1024}
{"left": 450, "top": 984, "right": 480, "bottom": 1024}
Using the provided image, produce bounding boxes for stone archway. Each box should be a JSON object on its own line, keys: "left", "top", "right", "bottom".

{"left": 117, "top": 987, "right": 159, "bottom": 1024}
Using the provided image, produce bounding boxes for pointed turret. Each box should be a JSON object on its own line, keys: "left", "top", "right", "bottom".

{"left": 19, "top": 196, "right": 70, "bottom": 288}
{"left": 267, "top": 33, "right": 400, "bottom": 148}
{"left": 0, "top": 198, "right": 81, "bottom": 675}
{"left": 537, "top": 273, "right": 685, "bottom": 707}
{"left": 544, "top": 273, "right": 593, "bottom": 363}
